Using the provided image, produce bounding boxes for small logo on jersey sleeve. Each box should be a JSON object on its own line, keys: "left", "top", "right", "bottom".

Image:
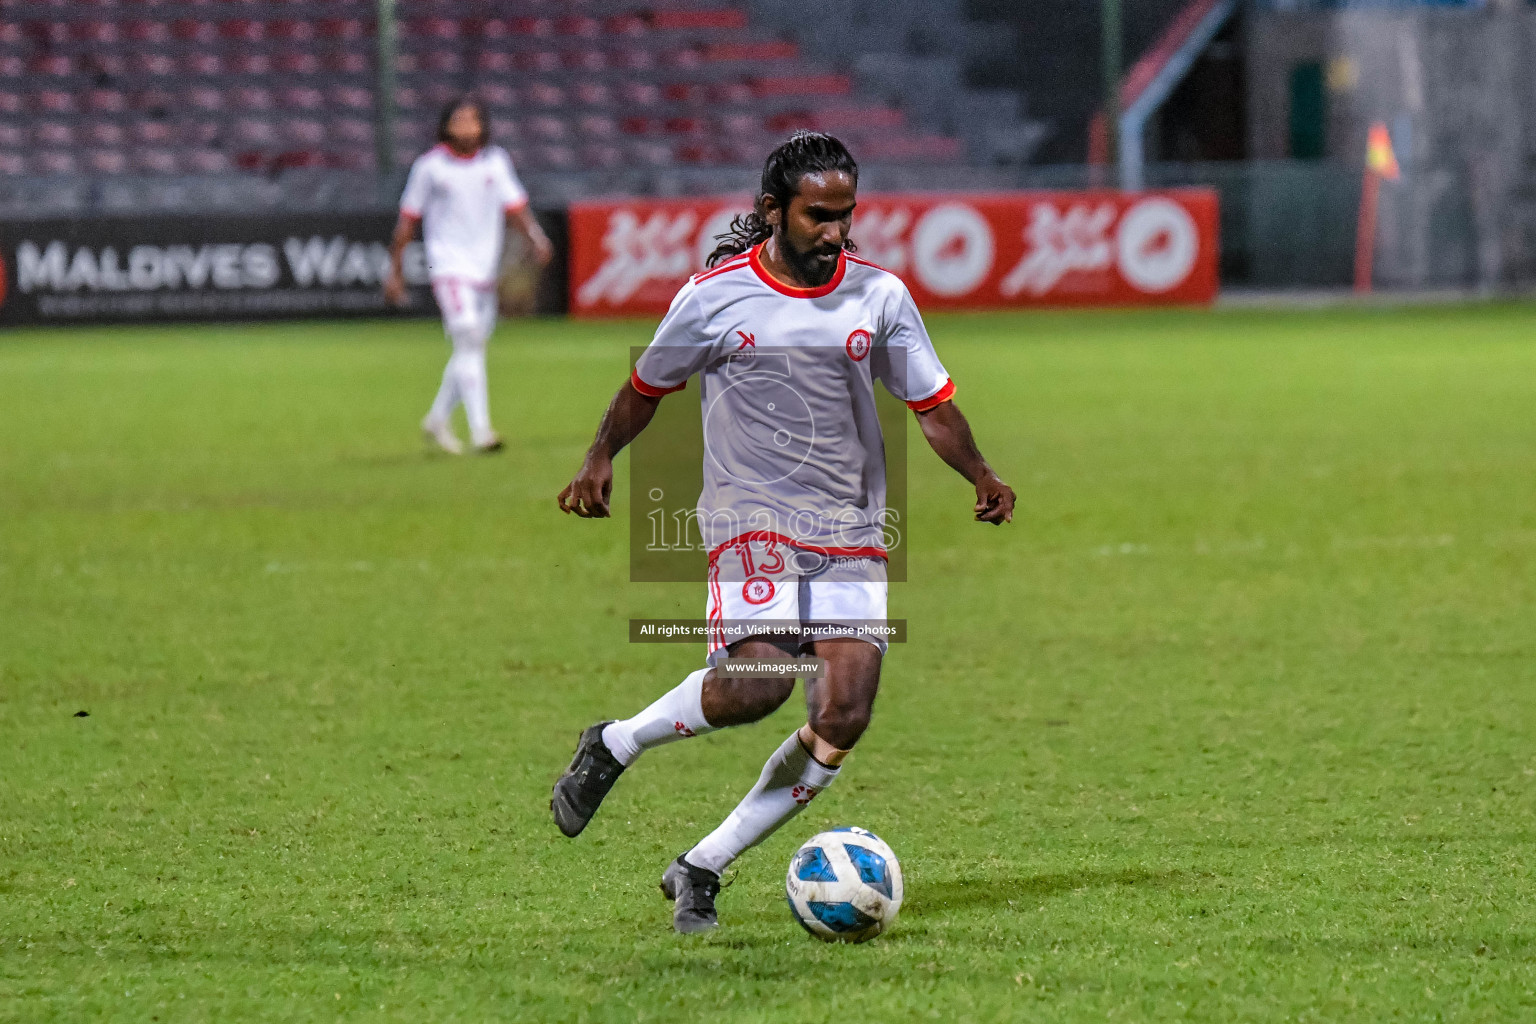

{"left": 742, "top": 577, "right": 776, "bottom": 604}
{"left": 734, "top": 330, "right": 756, "bottom": 351}
{"left": 845, "top": 329, "right": 872, "bottom": 362}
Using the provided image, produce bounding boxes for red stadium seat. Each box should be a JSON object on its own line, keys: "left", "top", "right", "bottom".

{"left": 0, "top": 123, "right": 22, "bottom": 147}
{"left": 0, "top": 57, "right": 20, "bottom": 79}
{"left": 125, "top": 20, "right": 172, "bottom": 43}
{"left": 663, "top": 48, "right": 705, "bottom": 70}
{"left": 84, "top": 89, "right": 129, "bottom": 113}
{"left": 0, "top": 152, "right": 25, "bottom": 175}
{"left": 328, "top": 85, "right": 373, "bottom": 110}
{"left": 577, "top": 114, "right": 618, "bottom": 139}
{"left": 229, "top": 53, "right": 273, "bottom": 75}
{"left": 133, "top": 149, "right": 180, "bottom": 174}
{"left": 278, "top": 86, "right": 325, "bottom": 110}
{"left": 661, "top": 82, "right": 708, "bottom": 104}
{"left": 184, "top": 150, "right": 232, "bottom": 173}
{"left": 33, "top": 121, "right": 74, "bottom": 147}
{"left": 218, "top": 18, "right": 264, "bottom": 42}
{"left": 618, "top": 82, "right": 661, "bottom": 107}
{"left": 188, "top": 86, "right": 224, "bottom": 111}
{"left": 32, "top": 151, "right": 79, "bottom": 175}
{"left": 394, "top": 53, "right": 418, "bottom": 74}
{"left": 603, "top": 14, "right": 646, "bottom": 36}
{"left": 131, "top": 119, "right": 176, "bottom": 145}
{"left": 533, "top": 145, "right": 577, "bottom": 170}
{"left": 751, "top": 74, "right": 852, "bottom": 97}
{"left": 130, "top": 53, "right": 177, "bottom": 76}
{"left": 489, "top": 117, "right": 522, "bottom": 143}
{"left": 72, "top": 20, "right": 119, "bottom": 43}
{"left": 479, "top": 17, "right": 512, "bottom": 39}
{"left": 273, "top": 51, "right": 320, "bottom": 75}
{"left": 479, "top": 83, "right": 517, "bottom": 108}
{"left": 82, "top": 53, "right": 129, "bottom": 77}
{"left": 475, "top": 52, "right": 515, "bottom": 74}
{"left": 512, "top": 17, "right": 554, "bottom": 37}
{"left": 171, "top": 19, "right": 216, "bottom": 43}
{"left": 129, "top": 89, "right": 175, "bottom": 113}
{"left": 709, "top": 82, "right": 752, "bottom": 105}
{"left": 524, "top": 82, "right": 565, "bottom": 107}
{"left": 331, "top": 118, "right": 373, "bottom": 144}
{"left": 184, "top": 120, "right": 221, "bottom": 144}
{"left": 284, "top": 119, "right": 326, "bottom": 146}
{"left": 0, "top": 93, "right": 20, "bottom": 114}
{"left": 412, "top": 16, "right": 459, "bottom": 39}
{"left": 323, "top": 52, "right": 368, "bottom": 75}
{"left": 579, "top": 144, "right": 625, "bottom": 169}
{"left": 317, "top": 18, "right": 366, "bottom": 41}
{"left": 83, "top": 122, "right": 128, "bottom": 146}
{"left": 527, "top": 116, "right": 568, "bottom": 142}
{"left": 394, "top": 87, "right": 421, "bottom": 110}
{"left": 664, "top": 116, "right": 704, "bottom": 136}
{"left": 517, "top": 51, "right": 563, "bottom": 74}
{"left": 29, "top": 55, "right": 75, "bottom": 78}
{"left": 418, "top": 51, "right": 464, "bottom": 74}
{"left": 231, "top": 118, "right": 278, "bottom": 145}
{"left": 573, "top": 82, "right": 611, "bottom": 107}
{"left": 184, "top": 53, "right": 224, "bottom": 76}
{"left": 611, "top": 48, "right": 655, "bottom": 72}
{"left": 0, "top": 23, "right": 21, "bottom": 44}
{"left": 34, "top": 90, "right": 77, "bottom": 114}
{"left": 230, "top": 87, "right": 274, "bottom": 110}
{"left": 649, "top": 8, "right": 749, "bottom": 31}
{"left": 85, "top": 149, "right": 130, "bottom": 174}
{"left": 268, "top": 20, "right": 315, "bottom": 42}
{"left": 563, "top": 50, "right": 607, "bottom": 73}
{"left": 628, "top": 141, "right": 674, "bottom": 167}
{"left": 555, "top": 16, "right": 600, "bottom": 37}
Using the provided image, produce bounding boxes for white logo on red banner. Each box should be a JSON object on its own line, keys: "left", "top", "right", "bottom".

{"left": 569, "top": 191, "right": 1217, "bottom": 314}
{"left": 1115, "top": 198, "right": 1199, "bottom": 294}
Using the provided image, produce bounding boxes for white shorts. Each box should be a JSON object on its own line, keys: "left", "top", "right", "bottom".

{"left": 705, "top": 536, "right": 889, "bottom": 665}
{"left": 433, "top": 276, "right": 497, "bottom": 347}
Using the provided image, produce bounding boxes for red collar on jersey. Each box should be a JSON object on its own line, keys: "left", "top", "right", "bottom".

{"left": 748, "top": 242, "right": 846, "bottom": 298}
{"left": 433, "top": 143, "right": 483, "bottom": 162}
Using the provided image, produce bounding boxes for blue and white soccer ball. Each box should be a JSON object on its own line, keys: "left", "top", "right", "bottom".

{"left": 785, "top": 827, "right": 904, "bottom": 942}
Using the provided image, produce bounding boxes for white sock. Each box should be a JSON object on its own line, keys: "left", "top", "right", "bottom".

{"left": 685, "top": 730, "right": 840, "bottom": 875}
{"left": 449, "top": 345, "right": 493, "bottom": 446}
{"left": 601, "top": 668, "right": 716, "bottom": 767}
{"left": 427, "top": 358, "right": 459, "bottom": 425}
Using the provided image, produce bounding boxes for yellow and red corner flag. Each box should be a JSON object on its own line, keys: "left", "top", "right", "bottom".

{"left": 1366, "top": 122, "right": 1400, "bottom": 180}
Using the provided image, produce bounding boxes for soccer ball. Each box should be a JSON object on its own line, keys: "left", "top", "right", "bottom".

{"left": 785, "top": 826, "right": 903, "bottom": 942}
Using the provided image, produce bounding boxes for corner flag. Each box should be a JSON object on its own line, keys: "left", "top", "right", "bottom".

{"left": 1366, "top": 122, "right": 1400, "bottom": 181}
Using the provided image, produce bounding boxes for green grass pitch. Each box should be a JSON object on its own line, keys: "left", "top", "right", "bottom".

{"left": 2, "top": 304, "right": 1535, "bottom": 1022}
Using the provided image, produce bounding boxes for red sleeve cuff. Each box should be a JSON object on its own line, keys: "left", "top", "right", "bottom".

{"left": 906, "top": 378, "right": 955, "bottom": 412}
{"left": 399, "top": 208, "right": 422, "bottom": 221}
{"left": 630, "top": 368, "right": 686, "bottom": 397}
{"left": 504, "top": 199, "right": 529, "bottom": 214}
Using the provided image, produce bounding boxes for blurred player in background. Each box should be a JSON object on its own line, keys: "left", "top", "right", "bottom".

{"left": 385, "top": 97, "right": 553, "bottom": 455}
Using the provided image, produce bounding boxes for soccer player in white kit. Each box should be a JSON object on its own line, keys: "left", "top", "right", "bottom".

{"left": 551, "top": 133, "right": 1016, "bottom": 933}
{"left": 385, "top": 97, "right": 553, "bottom": 454}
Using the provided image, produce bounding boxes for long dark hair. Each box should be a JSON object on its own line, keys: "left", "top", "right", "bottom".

{"left": 706, "top": 131, "right": 859, "bottom": 267}
{"left": 436, "top": 96, "right": 490, "bottom": 148}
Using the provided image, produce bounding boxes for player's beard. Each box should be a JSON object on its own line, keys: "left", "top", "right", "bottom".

{"left": 782, "top": 236, "right": 842, "bottom": 288}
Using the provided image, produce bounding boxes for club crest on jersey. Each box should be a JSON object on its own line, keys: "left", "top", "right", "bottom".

{"left": 846, "top": 329, "right": 872, "bottom": 362}
{"left": 733, "top": 330, "right": 757, "bottom": 357}
{"left": 791, "top": 785, "right": 819, "bottom": 805}
{"left": 742, "top": 576, "right": 775, "bottom": 604}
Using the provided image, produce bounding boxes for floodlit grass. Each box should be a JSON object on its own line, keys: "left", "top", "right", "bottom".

{"left": 2, "top": 305, "right": 1535, "bottom": 1022}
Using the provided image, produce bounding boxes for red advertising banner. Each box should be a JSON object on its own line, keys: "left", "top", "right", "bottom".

{"left": 569, "top": 189, "right": 1218, "bottom": 317}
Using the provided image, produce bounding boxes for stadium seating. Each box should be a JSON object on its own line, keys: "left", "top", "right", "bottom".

{"left": 0, "top": 0, "right": 972, "bottom": 178}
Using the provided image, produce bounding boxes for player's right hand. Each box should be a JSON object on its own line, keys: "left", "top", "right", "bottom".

{"left": 558, "top": 459, "right": 613, "bottom": 518}
{"left": 383, "top": 272, "right": 407, "bottom": 307}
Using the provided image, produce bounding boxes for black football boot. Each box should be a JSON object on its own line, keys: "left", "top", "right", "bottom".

{"left": 550, "top": 721, "right": 624, "bottom": 837}
{"left": 659, "top": 855, "right": 721, "bottom": 933}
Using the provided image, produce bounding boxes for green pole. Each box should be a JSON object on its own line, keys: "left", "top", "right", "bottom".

{"left": 1102, "top": 0, "right": 1122, "bottom": 176}
{"left": 375, "top": 0, "right": 398, "bottom": 179}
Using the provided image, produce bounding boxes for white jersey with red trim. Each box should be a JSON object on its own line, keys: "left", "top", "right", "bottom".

{"left": 399, "top": 144, "right": 529, "bottom": 285}
{"left": 632, "top": 242, "right": 954, "bottom": 558}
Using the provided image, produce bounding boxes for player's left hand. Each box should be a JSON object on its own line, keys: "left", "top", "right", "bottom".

{"left": 531, "top": 232, "right": 555, "bottom": 267}
{"left": 973, "top": 473, "right": 1015, "bottom": 525}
